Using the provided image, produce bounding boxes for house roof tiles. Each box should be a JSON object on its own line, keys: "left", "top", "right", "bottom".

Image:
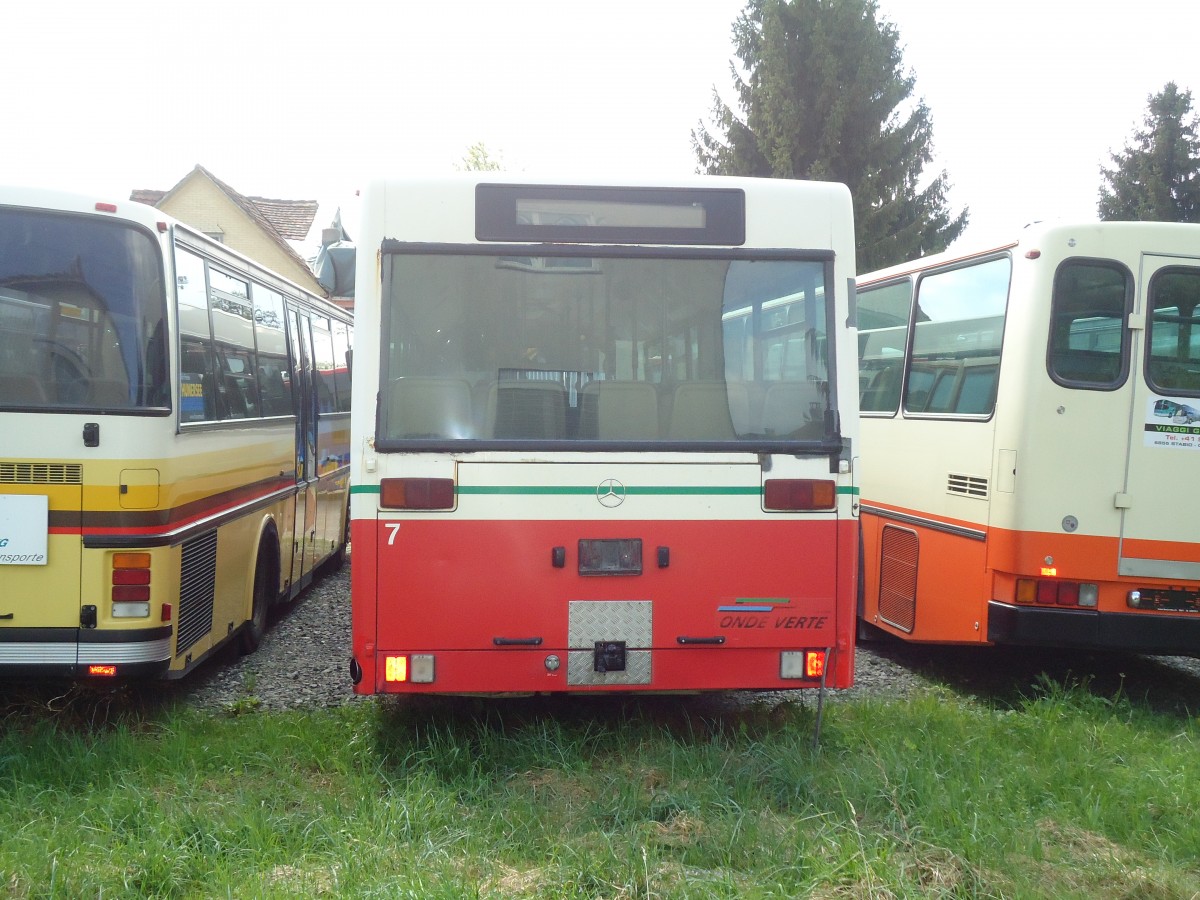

{"left": 130, "top": 165, "right": 320, "bottom": 287}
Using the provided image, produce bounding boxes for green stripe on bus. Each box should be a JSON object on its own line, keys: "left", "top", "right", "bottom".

{"left": 461, "top": 485, "right": 761, "bottom": 496}
{"left": 353, "top": 483, "right": 860, "bottom": 496}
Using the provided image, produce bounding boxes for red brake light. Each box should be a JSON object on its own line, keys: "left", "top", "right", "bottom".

{"left": 88, "top": 665, "right": 117, "bottom": 677}
{"left": 1056, "top": 582, "right": 1080, "bottom": 606}
{"left": 763, "top": 479, "right": 836, "bottom": 511}
{"left": 112, "top": 569, "right": 151, "bottom": 585}
{"left": 805, "top": 650, "right": 826, "bottom": 679}
{"left": 379, "top": 477, "right": 455, "bottom": 510}
{"left": 112, "top": 585, "right": 151, "bottom": 602}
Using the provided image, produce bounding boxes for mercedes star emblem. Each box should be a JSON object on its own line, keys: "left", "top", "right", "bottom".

{"left": 596, "top": 478, "right": 626, "bottom": 508}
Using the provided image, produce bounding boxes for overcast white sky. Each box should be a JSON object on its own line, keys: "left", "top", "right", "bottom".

{"left": 5, "top": 0, "right": 1198, "bottom": 251}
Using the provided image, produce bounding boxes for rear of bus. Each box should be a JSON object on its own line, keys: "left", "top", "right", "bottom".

{"left": 0, "top": 188, "right": 174, "bottom": 677}
{"left": 857, "top": 222, "right": 1200, "bottom": 653}
{"left": 990, "top": 222, "right": 1200, "bottom": 652}
{"left": 350, "top": 176, "right": 859, "bottom": 695}
{"left": 0, "top": 186, "right": 352, "bottom": 680}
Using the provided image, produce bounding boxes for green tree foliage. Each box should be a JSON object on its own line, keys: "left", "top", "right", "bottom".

{"left": 693, "top": 0, "right": 967, "bottom": 271}
{"left": 1098, "top": 82, "right": 1200, "bottom": 222}
{"left": 457, "top": 142, "right": 504, "bottom": 172}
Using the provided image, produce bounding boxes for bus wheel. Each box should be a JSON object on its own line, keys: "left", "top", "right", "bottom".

{"left": 240, "top": 546, "right": 271, "bottom": 654}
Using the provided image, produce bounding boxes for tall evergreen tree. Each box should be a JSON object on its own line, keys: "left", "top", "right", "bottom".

{"left": 693, "top": 0, "right": 967, "bottom": 271}
{"left": 1098, "top": 82, "right": 1200, "bottom": 222}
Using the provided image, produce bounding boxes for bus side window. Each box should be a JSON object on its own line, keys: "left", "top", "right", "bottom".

{"left": 179, "top": 343, "right": 214, "bottom": 422}
{"left": 310, "top": 316, "right": 338, "bottom": 414}
{"left": 905, "top": 258, "right": 1009, "bottom": 416}
{"left": 1147, "top": 267, "right": 1200, "bottom": 395}
{"left": 219, "top": 350, "right": 260, "bottom": 418}
{"left": 258, "top": 363, "right": 291, "bottom": 416}
{"left": 1048, "top": 260, "right": 1130, "bottom": 388}
{"left": 856, "top": 280, "right": 913, "bottom": 415}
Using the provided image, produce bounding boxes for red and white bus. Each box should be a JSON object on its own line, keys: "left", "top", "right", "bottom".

{"left": 349, "top": 175, "right": 859, "bottom": 695}
{"left": 0, "top": 185, "right": 352, "bottom": 679}
{"left": 856, "top": 221, "right": 1200, "bottom": 652}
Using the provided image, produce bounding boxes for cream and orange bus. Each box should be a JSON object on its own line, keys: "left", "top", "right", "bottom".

{"left": 349, "top": 175, "right": 859, "bottom": 696}
{"left": 856, "top": 221, "right": 1200, "bottom": 652}
{"left": 0, "top": 185, "right": 351, "bottom": 679}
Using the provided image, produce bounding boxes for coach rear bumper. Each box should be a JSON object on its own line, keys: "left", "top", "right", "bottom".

{"left": 0, "top": 626, "right": 172, "bottom": 679}
{"left": 987, "top": 601, "right": 1200, "bottom": 655}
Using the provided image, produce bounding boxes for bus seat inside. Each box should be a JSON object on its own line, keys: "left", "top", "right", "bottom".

{"left": 388, "top": 377, "right": 474, "bottom": 439}
{"left": 667, "top": 382, "right": 737, "bottom": 440}
{"left": 579, "top": 381, "right": 660, "bottom": 440}
{"left": 487, "top": 380, "right": 567, "bottom": 439}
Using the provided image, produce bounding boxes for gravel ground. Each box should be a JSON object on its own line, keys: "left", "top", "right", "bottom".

{"left": 165, "top": 554, "right": 363, "bottom": 712}
{"left": 168, "top": 550, "right": 1200, "bottom": 717}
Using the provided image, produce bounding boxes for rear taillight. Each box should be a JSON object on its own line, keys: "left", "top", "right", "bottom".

{"left": 383, "top": 654, "right": 435, "bottom": 683}
{"left": 111, "top": 552, "right": 151, "bottom": 617}
{"left": 379, "top": 477, "right": 455, "bottom": 510}
{"left": 1016, "top": 578, "right": 1097, "bottom": 608}
{"left": 780, "top": 649, "right": 829, "bottom": 680}
{"left": 763, "top": 479, "right": 836, "bottom": 511}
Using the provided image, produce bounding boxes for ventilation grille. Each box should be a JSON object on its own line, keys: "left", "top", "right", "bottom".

{"left": 947, "top": 473, "right": 989, "bottom": 499}
{"left": 0, "top": 463, "right": 83, "bottom": 485}
{"left": 177, "top": 530, "right": 218, "bottom": 655}
{"left": 878, "top": 525, "right": 918, "bottom": 633}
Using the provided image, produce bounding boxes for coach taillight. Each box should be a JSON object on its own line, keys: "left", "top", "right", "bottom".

{"left": 111, "top": 552, "right": 152, "bottom": 618}
{"left": 1015, "top": 578, "right": 1099, "bottom": 608}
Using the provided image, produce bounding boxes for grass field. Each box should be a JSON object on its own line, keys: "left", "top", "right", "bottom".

{"left": 1, "top": 675, "right": 1198, "bottom": 898}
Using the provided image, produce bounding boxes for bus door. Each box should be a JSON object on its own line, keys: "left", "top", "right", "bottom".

{"left": 288, "top": 307, "right": 319, "bottom": 585}
{"left": 1120, "top": 255, "right": 1200, "bottom": 580}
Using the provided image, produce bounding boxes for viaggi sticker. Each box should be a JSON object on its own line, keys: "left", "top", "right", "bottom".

{"left": 1146, "top": 397, "right": 1200, "bottom": 449}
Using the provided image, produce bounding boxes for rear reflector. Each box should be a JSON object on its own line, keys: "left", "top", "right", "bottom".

{"left": 763, "top": 479, "right": 836, "bottom": 511}
{"left": 379, "top": 477, "right": 455, "bottom": 510}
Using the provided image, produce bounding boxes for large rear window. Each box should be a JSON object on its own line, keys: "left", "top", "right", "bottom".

{"left": 377, "top": 247, "right": 835, "bottom": 448}
{"left": 0, "top": 207, "right": 168, "bottom": 411}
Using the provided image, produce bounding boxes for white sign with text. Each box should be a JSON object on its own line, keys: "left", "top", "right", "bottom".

{"left": 0, "top": 494, "right": 49, "bottom": 565}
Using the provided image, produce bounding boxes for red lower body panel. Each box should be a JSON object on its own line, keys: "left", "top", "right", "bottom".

{"left": 352, "top": 517, "right": 855, "bottom": 694}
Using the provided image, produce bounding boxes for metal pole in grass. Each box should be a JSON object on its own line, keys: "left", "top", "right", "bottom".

{"left": 811, "top": 646, "right": 831, "bottom": 751}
